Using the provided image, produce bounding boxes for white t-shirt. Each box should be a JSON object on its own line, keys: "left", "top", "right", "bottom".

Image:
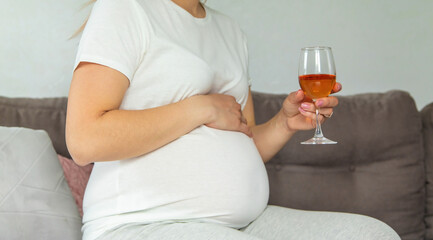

{"left": 74, "top": 0, "right": 269, "bottom": 239}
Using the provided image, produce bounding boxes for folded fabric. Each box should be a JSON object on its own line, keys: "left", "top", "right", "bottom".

{"left": 57, "top": 154, "right": 93, "bottom": 217}
{"left": 0, "top": 127, "right": 82, "bottom": 240}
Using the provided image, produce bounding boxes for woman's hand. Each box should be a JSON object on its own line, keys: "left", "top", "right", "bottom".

{"left": 280, "top": 82, "right": 342, "bottom": 132}
{"left": 199, "top": 94, "right": 253, "bottom": 137}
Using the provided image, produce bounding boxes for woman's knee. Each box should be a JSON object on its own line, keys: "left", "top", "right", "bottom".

{"left": 338, "top": 214, "right": 401, "bottom": 240}
{"left": 252, "top": 206, "right": 401, "bottom": 240}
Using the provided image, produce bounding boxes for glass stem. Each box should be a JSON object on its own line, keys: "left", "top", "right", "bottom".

{"left": 314, "top": 108, "right": 324, "bottom": 138}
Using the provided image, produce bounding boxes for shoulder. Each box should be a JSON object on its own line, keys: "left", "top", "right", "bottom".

{"left": 85, "top": 0, "right": 152, "bottom": 34}
{"left": 206, "top": 6, "right": 246, "bottom": 41}
{"left": 92, "top": 0, "right": 135, "bottom": 12}
{"left": 207, "top": 7, "right": 241, "bottom": 28}
{"left": 89, "top": 0, "right": 146, "bottom": 21}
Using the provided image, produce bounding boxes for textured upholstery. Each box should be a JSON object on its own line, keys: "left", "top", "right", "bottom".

{"left": 0, "top": 91, "right": 431, "bottom": 239}
{"left": 253, "top": 90, "right": 425, "bottom": 240}
{"left": 0, "top": 127, "right": 82, "bottom": 240}
{"left": 422, "top": 103, "right": 433, "bottom": 239}
{"left": 0, "top": 96, "right": 69, "bottom": 158}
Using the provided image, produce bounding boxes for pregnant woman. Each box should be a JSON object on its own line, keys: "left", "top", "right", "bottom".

{"left": 65, "top": 0, "right": 400, "bottom": 239}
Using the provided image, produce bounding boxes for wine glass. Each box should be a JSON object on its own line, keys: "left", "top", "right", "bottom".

{"left": 298, "top": 46, "right": 337, "bottom": 144}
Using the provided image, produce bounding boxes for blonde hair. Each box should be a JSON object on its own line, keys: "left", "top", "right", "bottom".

{"left": 70, "top": 0, "right": 97, "bottom": 39}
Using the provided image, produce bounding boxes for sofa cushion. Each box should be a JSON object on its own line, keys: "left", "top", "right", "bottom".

{"left": 422, "top": 103, "right": 433, "bottom": 239}
{"left": 0, "top": 96, "right": 69, "bottom": 158}
{"left": 0, "top": 127, "right": 82, "bottom": 240}
{"left": 58, "top": 154, "right": 93, "bottom": 217}
{"left": 253, "top": 90, "right": 424, "bottom": 240}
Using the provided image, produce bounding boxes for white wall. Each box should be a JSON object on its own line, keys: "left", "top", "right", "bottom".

{"left": 0, "top": 0, "right": 89, "bottom": 98}
{"left": 1, "top": 0, "right": 432, "bottom": 109}
{"left": 207, "top": 0, "right": 433, "bottom": 109}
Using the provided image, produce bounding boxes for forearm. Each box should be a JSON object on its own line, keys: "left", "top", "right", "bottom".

{"left": 66, "top": 96, "right": 208, "bottom": 165}
{"left": 251, "top": 110, "right": 296, "bottom": 163}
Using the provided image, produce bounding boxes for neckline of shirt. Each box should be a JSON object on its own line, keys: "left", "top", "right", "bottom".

{"left": 164, "top": 0, "right": 211, "bottom": 23}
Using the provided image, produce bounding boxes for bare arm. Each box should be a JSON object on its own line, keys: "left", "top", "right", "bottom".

{"left": 241, "top": 91, "right": 294, "bottom": 162}
{"left": 243, "top": 85, "right": 341, "bottom": 163}
{"left": 66, "top": 63, "right": 251, "bottom": 166}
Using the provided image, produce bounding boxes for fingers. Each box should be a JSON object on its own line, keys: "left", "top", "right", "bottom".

{"left": 283, "top": 90, "right": 310, "bottom": 118}
{"left": 298, "top": 107, "right": 325, "bottom": 124}
{"left": 315, "top": 96, "right": 339, "bottom": 108}
{"left": 331, "top": 82, "right": 342, "bottom": 94}
{"left": 300, "top": 102, "right": 314, "bottom": 112}
{"left": 205, "top": 94, "right": 254, "bottom": 137}
{"left": 323, "top": 111, "right": 333, "bottom": 118}
{"left": 235, "top": 102, "right": 242, "bottom": 111}
{"left": 238, "top": 122, "right": 253, "bottom": 138}
{"left": 284, "top": 85, "right": 340, "bottom": 131}
{"left": 300, "top": 102, "right": 333, "bottom": 116}
{"left": 318, "top": 108, "right": 333, "bottom": 117}
{"left": 238, "top": 113, "right": 251, "bottom": 137}
{"left": 240, "top": 114, "right": 248, "bottom": 125}
{"left": 288, "top": 90, "right": 306, "bottom": 104}
{"left": 299, "top": 101, "right": 333, "bottom": 123}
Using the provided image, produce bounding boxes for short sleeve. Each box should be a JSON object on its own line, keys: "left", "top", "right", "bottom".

{"left": 241, "top": 32, "right": 252, "bottom": 87}
{"left": 74, "top": 0, "right": 149, "bottom": 82}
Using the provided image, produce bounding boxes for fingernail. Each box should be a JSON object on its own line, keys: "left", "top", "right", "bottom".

{"left": 301, "top": 103, "right": 309, "bottom": 109}
{"left": 298, "top": 107, "right": 306, "bottom": 113}
{"left": 316, "top": 100, "right": 324, "bottom": 107}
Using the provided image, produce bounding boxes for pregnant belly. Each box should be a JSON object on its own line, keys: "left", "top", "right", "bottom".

{"left": 116, "top": 126, "right": 269, "bottom": 228}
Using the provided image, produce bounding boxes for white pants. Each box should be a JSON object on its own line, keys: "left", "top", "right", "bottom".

{"left": 96, "top": 205, "right": 401, "bottom": 240}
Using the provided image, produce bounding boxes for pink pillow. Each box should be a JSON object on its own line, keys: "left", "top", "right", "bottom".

{"left": 57, "top": 155, "right": 93, "bottom": 217}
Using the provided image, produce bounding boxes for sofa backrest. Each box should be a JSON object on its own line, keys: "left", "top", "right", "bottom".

{"left": 422, "top": 102, "right": 433, "bottom": 239}
{"left": 1, "top": 91, "right": 432, "bottom": 240}
{"left": 252, "top": 90, "right": 425, "bottom": 240}
{"left": 0, "top": 96, "right": 69, "bottom": 158}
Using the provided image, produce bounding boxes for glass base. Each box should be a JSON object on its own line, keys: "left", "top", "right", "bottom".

{"left": 301, "top": 137, "right": 337, "bottom": 145}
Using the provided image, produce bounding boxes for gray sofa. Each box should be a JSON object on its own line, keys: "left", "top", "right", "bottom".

{"left": 1, "top": 90, "right": 432, "bottom": 240}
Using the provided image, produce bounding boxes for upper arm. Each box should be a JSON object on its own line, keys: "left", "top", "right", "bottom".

{"left": 242, "top": 88, "right": 256, "bottom": 127}
{"left": 66, "top": 62, "right": 129, "bottom": 133}
{"left": 74, "top": 0, "right": 148, "bottom": 81}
